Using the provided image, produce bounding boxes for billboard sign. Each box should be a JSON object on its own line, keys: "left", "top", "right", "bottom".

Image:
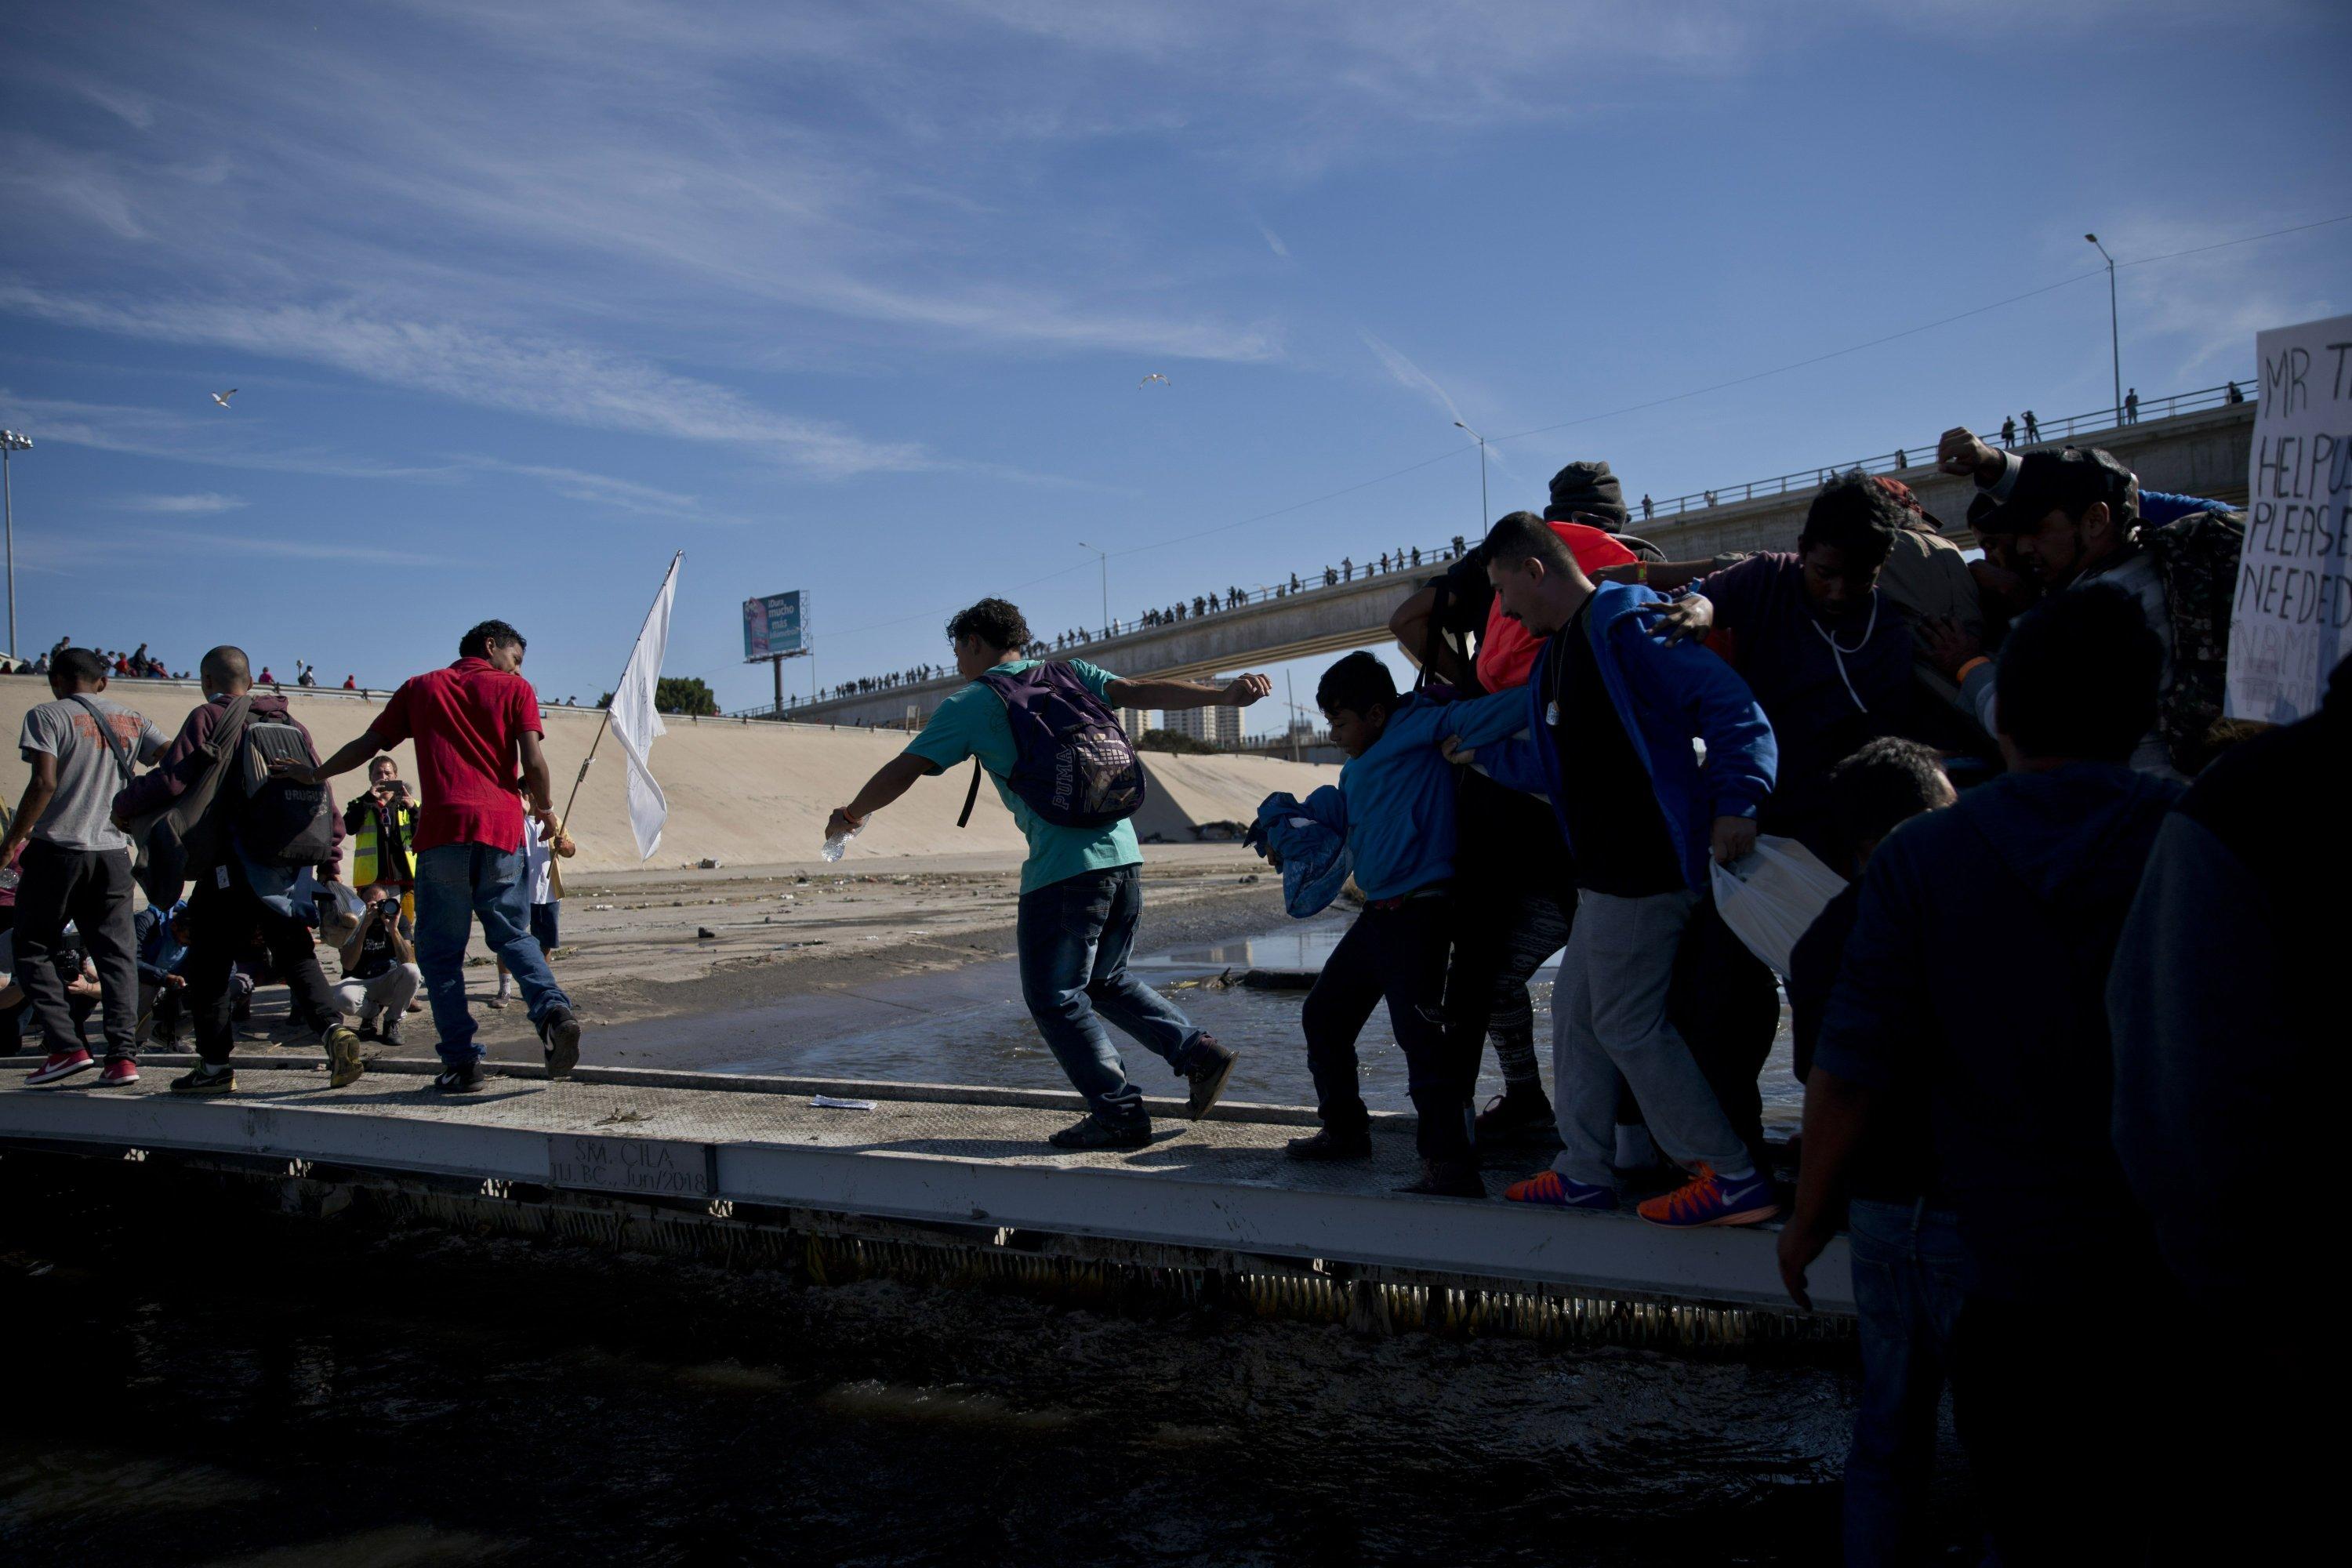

{"left": 743, "top": 590, "right": 805, "bottom": 661}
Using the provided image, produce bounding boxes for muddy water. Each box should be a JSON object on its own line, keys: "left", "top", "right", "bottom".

{"left": 180, "top": 894, "right": 1798, "bottom": 1136}
{"left": 607, "top": 916, "right": 1804, "bottom": 1130}
{"left": 0, "top": 1167, "right": 1896, "bottom": 1566}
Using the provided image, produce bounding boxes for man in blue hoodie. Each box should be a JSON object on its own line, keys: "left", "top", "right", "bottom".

{"left": 1444, "top": 513, "right": 1782, "bottom": 1229}
{"left": 1276, "top": 652, "right": 1530, "bottom": 1196}
{"left": 1779, "top": 583, "right": 2180, "bottom": 1565}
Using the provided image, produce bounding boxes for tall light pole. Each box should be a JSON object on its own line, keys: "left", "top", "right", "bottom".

{"left": 0, "top": 429, "right": 30, "bottom": 659}
{"left": 1078, "top": 541, "right": 1109, "bottom": 633}
{"left": 1454, "top": 419, "right": 1488, "bottom": 530}
{"left": 2085, "top": 234, "right": 2122, "bottom": 422}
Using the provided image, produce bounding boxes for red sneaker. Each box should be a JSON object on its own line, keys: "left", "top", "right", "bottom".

{"left": 97, "top": 1056, "right": 141, "bottom": 1087}
{"left": 26, "top": 1048, "right": 96, "bottom": 1087}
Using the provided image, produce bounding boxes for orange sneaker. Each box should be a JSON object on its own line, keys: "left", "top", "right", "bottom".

{"left": 1635, "top": 1164, "right": 1780, "bottom": 1229}
{"left": 1502, "top": 1170, "right": 1617, "bottom": 1210}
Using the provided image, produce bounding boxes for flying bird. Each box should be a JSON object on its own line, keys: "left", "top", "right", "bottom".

{"left": 1138, "top": 373, "right": 1170, "bottom": 390}
{"left": 211, "top": 389, "right": 238, "bottom": 408}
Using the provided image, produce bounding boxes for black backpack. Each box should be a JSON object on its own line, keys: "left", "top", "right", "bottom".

{"left": 956, "top": 662, "right": 1146, "bottom": 830}
{"left": 233, "top": 721, "right": 338, "bottom": 866}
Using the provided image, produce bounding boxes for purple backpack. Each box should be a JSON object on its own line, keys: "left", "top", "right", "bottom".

{"left": 957, "top": 662, "right": 1148, "bottom": 830}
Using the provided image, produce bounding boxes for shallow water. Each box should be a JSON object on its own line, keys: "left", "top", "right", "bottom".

{"left": 612, "top": 915, "right": 1804, "bottom": 1129}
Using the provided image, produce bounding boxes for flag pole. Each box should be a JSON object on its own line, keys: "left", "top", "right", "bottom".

{"left": 559, "top": 551, "right": 681, "bottom": 830}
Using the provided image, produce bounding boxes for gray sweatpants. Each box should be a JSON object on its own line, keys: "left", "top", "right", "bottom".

{"left": 334, "top": 963, "right": 421, "bottom": 1025}
{"left": 1550, "top": 887, "right": 1750, "bottom": 1186}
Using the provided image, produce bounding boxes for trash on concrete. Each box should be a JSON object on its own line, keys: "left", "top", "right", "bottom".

{"left": 811, "top": 1095, "right": 879, "bottom": 1111}
{"left": 696, "top": 927, "right": 717, "bottom": 939}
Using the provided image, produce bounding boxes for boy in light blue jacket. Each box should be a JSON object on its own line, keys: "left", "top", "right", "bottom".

{"left": 1275, "top": 652, "right": 1525, "bottom": 1196}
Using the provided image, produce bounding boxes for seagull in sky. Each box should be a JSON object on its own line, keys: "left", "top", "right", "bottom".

{"left": 211, "top": 389, "right": 238, "bottom": 408}
{"left": 1138, "top": 372, "right": 1170, "bottom": 390}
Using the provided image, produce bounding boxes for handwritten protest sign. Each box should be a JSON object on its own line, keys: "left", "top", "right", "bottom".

{"left": 2228, "top": 313, "right": 2352, "bottom": 723}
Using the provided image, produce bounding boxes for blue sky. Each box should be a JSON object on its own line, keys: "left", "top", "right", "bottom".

{"left": 5, "top": 1, "right": 2349, "bottom": 734}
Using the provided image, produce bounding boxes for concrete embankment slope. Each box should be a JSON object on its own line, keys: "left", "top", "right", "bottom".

{"left": 0, "top": 675, "right": 1335, "bottom": 873}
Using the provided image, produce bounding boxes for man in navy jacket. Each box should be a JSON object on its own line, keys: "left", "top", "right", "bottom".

{"left": 1446, "top": 513, "right": 1782, "bottom": 1229}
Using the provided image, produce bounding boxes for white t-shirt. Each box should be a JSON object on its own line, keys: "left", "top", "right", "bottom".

{"left": 522, "top": 819, "right": 557, "bottom": 906}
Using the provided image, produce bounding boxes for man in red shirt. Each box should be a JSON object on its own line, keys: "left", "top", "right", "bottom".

{"left": 292, "top": 620, "right": 579, "bottom": 1091}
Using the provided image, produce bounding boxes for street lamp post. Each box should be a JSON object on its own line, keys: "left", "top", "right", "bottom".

{"left": 0, "top": 429, "right": 31, "bottom": 659}
{"left": 2085, "top": 234, "right": 2122, "bottom": 423}
{"left": 1078, "top": 541, "right": 1109, "bottom": 633}
{"left": 1453, "top": 419, "right": 1489, "bottom": 531}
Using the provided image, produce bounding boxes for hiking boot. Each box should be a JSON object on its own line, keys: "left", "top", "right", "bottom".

{"left": 25, "top": 1048, "right": 95, "bottom": 1087}
{"left": 1397, "top": 1159, "right": 1485, "bottom": 1198}
{"left": 96, "top": 1056, "right": 140, "bottom": 1087}
{"left": 1183, "top": 1035, "right": 1237, "bottom": 1120}
{"left": 1503, "top": 1170, "right": 1617, "bottom": 1210}
{"left": 537, "top": 1006, "right": 582, "bottom": 1080}
{"left": 431, "top": 1061, "right": 486, "bottom": 1094}
{"left": 1047, "top": 1113, "right": 1152, "bottom": 1151}
{"left": 1474, "top": 1086, "right": 1559, "bottom": 1148}
{"left": 1635, "top": 1164, "right": 1779, "bottom": 1229}
{"left": 321, "top": 1025, "right": 365, "bottom": 1090}
{"left": 354, "top": 1018, "right": 380, "bottom": 1042}
{"left": 1283, "top": 1126, "right": 1373, "bottom": 1162}
{"left": 170, "top": 1062, "right": 236, "bottom": 1096}
{"left": 379, "top": 1020, "right": 405, "bottom": 1050}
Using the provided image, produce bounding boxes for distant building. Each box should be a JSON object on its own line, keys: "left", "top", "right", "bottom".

{"left": 1117, "top": 707, "right": 1158, "bottom": 739}
{"left": 1166, "top": 683, "right": 1242, "bottom": 749}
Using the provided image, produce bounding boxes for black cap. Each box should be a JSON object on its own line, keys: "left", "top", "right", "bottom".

{"left": 1973, "top": 446, "right": 2140, "bottom": 534}
{"left": 1543, "top": 460, "right": 1628, "bottom": 526}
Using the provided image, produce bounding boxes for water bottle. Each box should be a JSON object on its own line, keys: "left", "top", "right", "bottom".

{"left": 821, "top": 822, "right": 861, "bottom": 863}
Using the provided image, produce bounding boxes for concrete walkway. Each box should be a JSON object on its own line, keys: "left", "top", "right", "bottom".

{"left": 0, "top": 1056, "right": 1848, "bottom": 1313}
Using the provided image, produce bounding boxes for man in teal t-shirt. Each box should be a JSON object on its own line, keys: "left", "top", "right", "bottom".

{"left": 827, "top": 597, "right": 1272, "bottom": 1150}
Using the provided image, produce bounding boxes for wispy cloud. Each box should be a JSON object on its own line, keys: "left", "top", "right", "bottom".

{"left": 456, "top": 457, "right": 715, "bottom": 520}
{"left": 1258, "top": 223, "right": 1291, "bottom": 260}
{"left": 0, "top": 389, "right": 454, "bottom": 481}
{"left": 100, "top": 525, "right": 446, "bottom": 568}
{"left": 0, "top": 285, "right": 935, "bottom": 478}
{"left": 113, "top": 492, "right": 245, "bottom": 514}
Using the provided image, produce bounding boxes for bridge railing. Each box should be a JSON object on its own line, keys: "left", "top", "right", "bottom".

{"left": 768, "top": 379, "right": 2257, "bottom": 714}
{"left": 1634, "top": 380, "right": 2254, "bottom": 520}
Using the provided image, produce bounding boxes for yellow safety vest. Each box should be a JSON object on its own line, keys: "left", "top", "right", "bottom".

{"left": 351, "top": 799, "right": 420, "bottom": 887}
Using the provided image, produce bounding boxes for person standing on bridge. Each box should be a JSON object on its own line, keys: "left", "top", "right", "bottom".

{"left": 824, "top": 597, "right": 1270, "bottom": 1151}
{"left": 279, "top": 620, "right": 581, "bottom": 1092}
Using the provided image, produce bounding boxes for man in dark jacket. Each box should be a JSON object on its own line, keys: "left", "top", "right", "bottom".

{"left": 112, "top": 644, "right": 363, "bottom": 1094}
{"left": 1779, "top": 584, "right": 2179, "bottom": 1565}
{"left": 2103, "top": 657, "right": 2341, "bottom": 1558}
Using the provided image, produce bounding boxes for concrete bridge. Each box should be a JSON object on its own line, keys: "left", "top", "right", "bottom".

{"left": 783, "top": 397, "right": 2255, "bottom": 730}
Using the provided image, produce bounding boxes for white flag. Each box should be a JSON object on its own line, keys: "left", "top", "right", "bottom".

{"left": 607, "top": 554, "right": 681, "bottom": 861}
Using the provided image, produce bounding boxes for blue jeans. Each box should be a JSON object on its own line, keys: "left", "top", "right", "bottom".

{"left": 1844, "top": 1197, "right": 1966, "bottom": 1568}
{"left": 1015, "top": 865, "right": 1204, "bottom": 1125}
{"left": 414, "top": 842, "right": 572, "bottom": 1065}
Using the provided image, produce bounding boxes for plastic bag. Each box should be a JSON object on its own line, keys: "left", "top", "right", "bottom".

{"left": 1708, "top": 835, "right": 1847, "bottom": 978}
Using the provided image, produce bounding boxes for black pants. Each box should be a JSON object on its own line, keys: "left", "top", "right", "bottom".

{"left": 1950, "top": 1294, "right": 2165, "bottom": 1566}
{"left": 13, "top": 841, "right": 139, "bottom": 1057}
{"left": 184, "top": 870, "right": 342, "bottom": 1065}
{"left": 1667, "top": 892, "right": 1778, "bottom": 1173}
{"left": 1443, "top": 770, "right": 1575, "bottom": 1098}
{"left": 1302, "top": 893, "right": 1469, "bottom": 1162}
